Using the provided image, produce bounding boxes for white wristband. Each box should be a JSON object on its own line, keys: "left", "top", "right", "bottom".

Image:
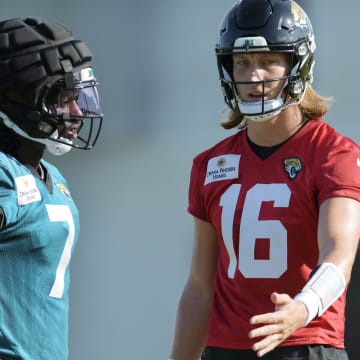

{"left": 294, "top": 262, "right": 346, "bottom": 326}
{"left": 294, "top": 289, "right": 320, "bottom": 325}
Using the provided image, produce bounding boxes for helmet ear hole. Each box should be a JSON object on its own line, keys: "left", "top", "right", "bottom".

{"left": 38, "top": 120, "right": 56, "bottom": 135}
{"left": 217, "top": 56, "right": 238, "bottom": 110}
{"left": 221, "top": 81, "right": 236, "bottom": 106}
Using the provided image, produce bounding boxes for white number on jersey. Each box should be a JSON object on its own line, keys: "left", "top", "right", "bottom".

{"left": 220, "top": 183, "right": 291, "bottom": 279}
{"left": 46, "top": 204, "right": 75, "bottom": 298}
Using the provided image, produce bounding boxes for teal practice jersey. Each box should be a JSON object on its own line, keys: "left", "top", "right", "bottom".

{"left": 0, "top": 152, "right": 80, "bottom": 360}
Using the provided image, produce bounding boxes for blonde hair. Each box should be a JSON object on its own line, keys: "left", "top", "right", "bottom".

{"left": 220, "top": 85, "right": 333, "bottom": 129}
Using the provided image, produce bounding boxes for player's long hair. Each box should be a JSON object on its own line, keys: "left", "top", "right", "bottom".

{"left": 220, "top": 85, "right": 333, "bottom": 129}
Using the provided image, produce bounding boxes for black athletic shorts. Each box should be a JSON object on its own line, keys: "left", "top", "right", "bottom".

{"left": 201, "top": 345, "right": 349, "bottom": 360}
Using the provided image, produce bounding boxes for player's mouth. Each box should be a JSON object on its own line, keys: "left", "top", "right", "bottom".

{"left": 244, "top": 92, "right": 268, "bottom": 102}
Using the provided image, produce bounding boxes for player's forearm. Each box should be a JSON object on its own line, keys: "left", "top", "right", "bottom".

{"left": 318, "top": 248, "right": 357, "bottom": 283}
{"left": 317, "top": 197, "right": 360, "bottom": 282}
{"left": 169, "top": 285, "right": 212, "bottom": 360}
{"left": 294, "top": 196, "right": 360, "bottom": 327}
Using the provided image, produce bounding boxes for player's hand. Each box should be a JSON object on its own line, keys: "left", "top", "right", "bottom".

{"left": 248, "top": 292, "right": 308, "bottom": 358}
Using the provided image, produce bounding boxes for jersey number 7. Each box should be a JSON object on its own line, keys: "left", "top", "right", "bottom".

{"left": 46, "top": 204, "right": 75, "bottom": 299}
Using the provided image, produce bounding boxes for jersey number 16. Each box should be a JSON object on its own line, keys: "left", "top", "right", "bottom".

{"left": 220, "top": 183, "right": 291, "bottom": 279}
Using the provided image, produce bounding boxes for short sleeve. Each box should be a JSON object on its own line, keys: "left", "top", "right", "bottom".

{"left": 187, "top": 158, "right": 208, "bottom": 221}
{"left": 0, "top": 164, "right": 17, "bottom": 228}
{"left": 316, "top": 137, "right": 360, "bottom": 206}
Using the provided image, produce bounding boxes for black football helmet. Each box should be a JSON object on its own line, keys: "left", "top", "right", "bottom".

{"left": 0, "top": 17, "right": 103, "bottom": 155}
{"left": 216, "top": 0, "right": 315, "bottom": 121}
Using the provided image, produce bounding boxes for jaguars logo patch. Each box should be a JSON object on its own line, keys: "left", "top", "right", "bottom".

{"left": 56, "top": 183, "right": 72, "bottom": 200}
{"left": 283, "top": 157, "right": 303, "bottom": 179}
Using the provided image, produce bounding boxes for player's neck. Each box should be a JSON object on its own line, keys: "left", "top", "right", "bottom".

{"left": 246, "top": 106, "right": 305, "bottom": 147}
{"left": 16, "top": 138, "right": 45, "bottom": 169}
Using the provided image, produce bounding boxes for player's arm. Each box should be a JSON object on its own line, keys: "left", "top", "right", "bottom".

{"left": 317, "top": 196, "right": 360, "bottom": 281}
{"left": 169, "top": 217, "right": 219, "bottom": 360}
{"left": 248, "top": 196, "right": 360, "bottom": 358}
{"left": 294, "top": 196, "right": 360, "bottom": 324}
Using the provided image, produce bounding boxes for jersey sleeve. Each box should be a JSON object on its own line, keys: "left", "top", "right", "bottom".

{"left": 187, "top": 156, "right": 208, "bottom": 221}
{"left": 315, "top": 136, "right": 360, "bottom": 206}
{"left": 0, "top": 163, "right": 17, "bottom": 228}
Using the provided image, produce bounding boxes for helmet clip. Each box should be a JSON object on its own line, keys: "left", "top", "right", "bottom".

{"left": 61, "top": 59, "right": 75, "bottom": 88}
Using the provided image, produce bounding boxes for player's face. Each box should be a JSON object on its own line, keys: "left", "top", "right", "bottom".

{"left": 48, "top": 90, "right": 83, "bottom": 140}
{"left": 232, "top": 52, "right": 290, "bottom": 102}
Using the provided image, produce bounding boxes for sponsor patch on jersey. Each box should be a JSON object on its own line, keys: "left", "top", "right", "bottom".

{"left": 15, "top": 174, "right": 42, "bottom": 205}
{"left": 205, "top": 154, "right": 240, "bottom": 185}
{"left": 283, "top": 157, "right": 303, "bottom": 179}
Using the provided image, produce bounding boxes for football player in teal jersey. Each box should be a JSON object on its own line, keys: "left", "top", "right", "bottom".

{"left": 0, "top": 18, "right": 103, "bottom": 359}
{"left": 169, "top": 1, "right": 360, "bottom": 360}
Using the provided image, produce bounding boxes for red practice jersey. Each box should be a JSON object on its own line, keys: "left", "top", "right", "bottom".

{"left": 188, "top": 120, "right": 360, "bottom": 350}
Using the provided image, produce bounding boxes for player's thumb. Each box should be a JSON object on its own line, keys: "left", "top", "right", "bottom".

{"left": 271, "top": 292, "right": 292, "bottom": 308}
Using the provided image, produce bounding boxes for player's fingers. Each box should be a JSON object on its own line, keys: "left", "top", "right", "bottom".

{"left": 271, "top": 292, "right": 292, "bottom": 305}
{"left": 249, "top": 311, "right": 282, "bottom": 325}
{"left": 251, "top": 333, "right": 282, "bottom": 357}
{"left": 248, "top": 323, "right": 281, "bottom": 339}
{"left": 255, "top": 343, "right": 279, "bottom": 358}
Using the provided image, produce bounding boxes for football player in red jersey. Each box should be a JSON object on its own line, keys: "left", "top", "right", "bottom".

{"left": 168, "top": 1, "right": 360, "bottom": 360}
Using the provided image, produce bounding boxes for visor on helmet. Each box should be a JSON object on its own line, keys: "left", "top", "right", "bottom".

{"left": 43, "top": 67, "right": 103, "bottom": 151}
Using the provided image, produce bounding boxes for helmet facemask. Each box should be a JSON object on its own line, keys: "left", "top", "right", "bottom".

{"left": 215, "top": 0, "right": 316, "bottom": 124}
{"left": 40, "top": 67, "right": 103, "bottom": 155}
{"left": 217, "top": 36, "right": 315, "bottom": 122}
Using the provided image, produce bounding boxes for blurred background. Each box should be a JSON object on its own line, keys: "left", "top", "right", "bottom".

{"left": 1, "top": 0, "right": 360, "bottom": 358}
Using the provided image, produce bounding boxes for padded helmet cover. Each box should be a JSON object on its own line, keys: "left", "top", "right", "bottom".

{"left": 0, "top": 17, "right": 92, "bottom": 138}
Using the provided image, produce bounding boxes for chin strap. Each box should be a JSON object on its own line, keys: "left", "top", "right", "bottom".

{"left": 44, "top": 130, "right": 73, "bottom": 156}
{"left": 238, "top": 99, "right": 283, "bottom": 122}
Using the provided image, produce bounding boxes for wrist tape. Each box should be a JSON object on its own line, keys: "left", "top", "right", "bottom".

{"left": 294, "top": 262, "right": 346, "bottom": 326}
